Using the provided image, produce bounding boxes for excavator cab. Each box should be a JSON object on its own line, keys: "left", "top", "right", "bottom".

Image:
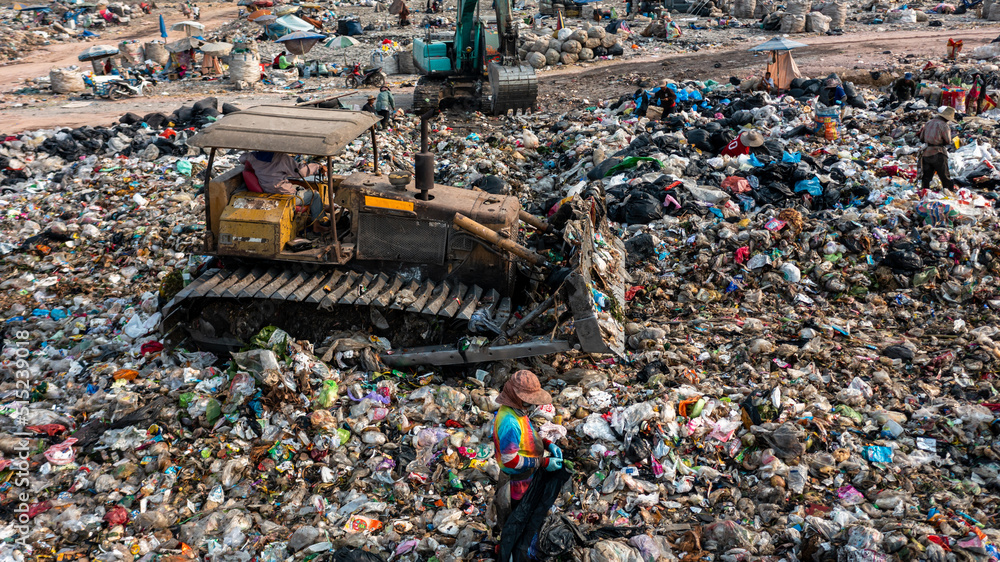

{"left": 162, "top": 105, "right": 627, "bottom": 366}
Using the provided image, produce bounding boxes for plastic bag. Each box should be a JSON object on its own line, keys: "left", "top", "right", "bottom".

{"left": 794, "top": 177, "right": 822, "bottom": 196}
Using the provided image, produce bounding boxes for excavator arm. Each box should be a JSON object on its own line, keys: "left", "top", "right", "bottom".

{"left": 493, "top": 0, "right": 519, "bottom": 62}
{"left": 454, "top": 0, "right": 481, "bottom": 74}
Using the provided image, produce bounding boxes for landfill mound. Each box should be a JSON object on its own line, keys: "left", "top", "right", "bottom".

{"left": 4, "top": 75, "right": 1000, "bottom": 562}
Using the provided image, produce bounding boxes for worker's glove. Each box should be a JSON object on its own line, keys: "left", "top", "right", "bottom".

{"left": 547, "top": 443, "right": 563, "bottom": 460}
{"left": 544, "top": 457, "right": 563, "bottom": 472}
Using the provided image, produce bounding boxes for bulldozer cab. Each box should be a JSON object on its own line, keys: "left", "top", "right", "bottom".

{"left": 188, "top": 105, "right": 383, "bottom": 265}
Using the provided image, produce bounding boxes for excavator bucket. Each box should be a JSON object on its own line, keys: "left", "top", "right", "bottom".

{"left": 488, "top": 62, "right": 538, "bottom": 115}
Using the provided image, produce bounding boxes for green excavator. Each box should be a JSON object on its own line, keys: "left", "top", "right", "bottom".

{"left": 412, "top": 0, "right": 537, "bottom": 114}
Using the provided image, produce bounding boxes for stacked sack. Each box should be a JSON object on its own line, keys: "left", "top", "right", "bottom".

{"left": 519, "top": 24, "right": 626, "bottom": 68}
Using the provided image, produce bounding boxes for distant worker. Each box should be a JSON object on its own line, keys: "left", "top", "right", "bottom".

{"left": 892, "top": 72, "right": 917, "bottom": 103}
{"left": 823, "top": 77, "right": 847, "bottom": 105}
{"left": 362, "top": 95, "right": 376, "bottom": 113}
{"left": 375, "top": 85, "right": 395, "bottom": 129}
{"left": 918, "top": 106, "right": 956, "bottom": 191}
{"left": 967, "top": 73, "right": 987, "bottom": 115}
{"left": 239, "top": 152, "right": 327, "bottom": 219}
{"left": 398, "top": 1, "right": 411, "bottom": 25}
{"left": 719, "top": 130, "right": 765, "bottom": 158}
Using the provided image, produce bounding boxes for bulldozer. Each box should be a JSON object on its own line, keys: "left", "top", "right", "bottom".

{"left": 412, "top": 0, "right": 537, "bottom": 114}
{"left": 160, "top": 105, "right": 626, "bottom": 367}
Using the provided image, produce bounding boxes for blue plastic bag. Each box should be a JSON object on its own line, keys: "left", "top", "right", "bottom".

{"left": 782, "top": 151, "right": 802, "bottom": 163}
{"left": 689, "top": 90, "right": 703, "bottom": 101}
{"left": 794, "top": 177, "right": 822, "bottom": 196}
{"left": 747, "top": 154, "right": 764, "bottom": 168}
{"left": 866, "top": 445, "right": 893, "bottom": 463}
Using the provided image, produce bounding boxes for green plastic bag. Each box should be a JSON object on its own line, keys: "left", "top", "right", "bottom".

{"left": 176, "top": 160, "right": 193, "bottom": 176}
{"left": 205, "top": 398, "right": 222, "bottom": 423}
{"left": 179, "top": 392, "right": 196, "bottom": 408}
{"left": 315, "top": 380, "right": 339, "bottom": 409}
{"left": 605, "top": 156, "right": 665, "bottom": 177}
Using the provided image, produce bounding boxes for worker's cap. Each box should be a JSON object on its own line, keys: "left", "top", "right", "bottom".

{"left": 938, "top": 106, "right": 957, "bottom": 122}
{"left": 504, "top": 370, "right": 551, "bottom": 405}
{"left": 904, "top": 72, "right": 912, "bottom": 79}
{"left": 741, "top": 130, "right": 765, "bottom": 148}
{"left": 367, "top": 95, "right": 376, "bottom": 100}
{"left": 380, "top": 85, "right": 390, "bottom": 91}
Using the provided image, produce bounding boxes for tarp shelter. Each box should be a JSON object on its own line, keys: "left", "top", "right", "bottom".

{"left": 267, "top": 14, "right": 313, "bottom": 39}
{"left": 78, "top": 44, "right": 119, "bottom": 61}
{"left": 748, "top": 36, "right": 807, "bottom": 90}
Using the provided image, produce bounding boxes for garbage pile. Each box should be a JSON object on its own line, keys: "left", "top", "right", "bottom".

{"left": 7, "top": 77, "right": 1000, "bottom": 562}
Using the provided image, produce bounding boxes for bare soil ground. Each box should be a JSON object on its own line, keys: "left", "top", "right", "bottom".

{"left": 1, "top": 20, "right": 999, "bottom": 132}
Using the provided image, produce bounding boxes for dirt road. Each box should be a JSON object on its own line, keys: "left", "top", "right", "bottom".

{"left": 538, "top": 27, "right": 1000, "bottom": 104}
{"left": 2, "top": 25, "right": 999, "bottom": 132}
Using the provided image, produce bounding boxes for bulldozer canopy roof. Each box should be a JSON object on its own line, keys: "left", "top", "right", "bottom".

{"left": 187, "top": 105, "right": 382, "bottom": 156}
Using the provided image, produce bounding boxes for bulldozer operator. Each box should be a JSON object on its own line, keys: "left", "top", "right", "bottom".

{"left": 238, "top": 151, "right": 327, "bottom": 222}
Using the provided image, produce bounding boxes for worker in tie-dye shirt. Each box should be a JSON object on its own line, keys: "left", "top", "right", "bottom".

{"left": 491, "top": 370, "right": 562, "bottom": 525}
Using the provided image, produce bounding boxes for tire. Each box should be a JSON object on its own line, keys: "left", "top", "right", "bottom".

{"left": 345, "top": 75, "right": 360, "bottom": 88}
{"left": 108, "top": 85, "right": 128, "bottom": 100}
{"left": 371, "top": 72, "right": 386, "bottom": 87}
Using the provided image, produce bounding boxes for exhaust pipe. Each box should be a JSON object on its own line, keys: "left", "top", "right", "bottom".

{"left": 414, "top": 111, "right": 434, "bottom": 200}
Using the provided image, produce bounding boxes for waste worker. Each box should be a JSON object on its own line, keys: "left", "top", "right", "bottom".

{"left": 238, "top": 152, "right": 327, "bottom": 220}
{"left": 491, "top": 370, "right": 562, "bottom": 527}
{"left": 719, "top": 130, "right": 765, "bottom": 158}
{"left": 649, "top": 83, "right": 676, "bottom": 117}
{"left": 918, "top": 106, "right": 956, "bottom": 191}
{"left": 761, "top": 71, "right": 776, "bottom": 94}
{"left": 398, "top": 1, "right": 411, "bottom": 26}
{"left": 274, "top": 51, "right": 292, "bottom": 70}
{"left": 375, "top": 85, "right": 395, "bottom": 129}
{"left": 892, "top": 72, "right": 917, "bottom": 103}
{"left": 361, "top": 95, "right": 377, "bottom": 114}
{"left": 823, "top": 77, "right": 846, "bottom": 105}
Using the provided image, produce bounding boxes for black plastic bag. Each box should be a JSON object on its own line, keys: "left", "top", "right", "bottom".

{"left": 331, "top": 547, "right": 386, "bottom": 562}
{"left": 499, "top": 468, "right": 572, "bottom": 562}
{"left": 686, "top": 129, "right": 713, "bottom": 152}
{"left": 884, "top": 250, "right": 923, "bottom": 273}
{"left": 623, "top": 191, "right": 664, "bottom": 224}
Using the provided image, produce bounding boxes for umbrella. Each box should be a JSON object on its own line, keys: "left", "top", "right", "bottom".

{"left": 276, "top": 30, "right": 326, "bottom": 55}
{"left": 201, "top": 41, "right": 234, "bottom": 55}
{"left": 326, "top": 35, "right": 360, "bottom": 65}
{"left": 276, "top": 5, "right": 299, "bottom": 16}
{"left": 248, "top": 8, "right": 273, "bottom": 19}
{"left": 747, "top": 36, "right": 809, "bottom": 52}
{"left": 78, "top": 44, "right": 119, "bottom": 61}
{"left": 165, "top": 36, "right": 205, "bottom": 52}
{"left": 253, "top": 14, "right": 277, "bottom": 24}
{"left": 158, "top": 13, "right": 167, "bottom": 38}
{"left": 298, "top": 2, "right": 323, "bottom": 8}
{"left": 172, "top": 20, "right": 205, "bottom": 36}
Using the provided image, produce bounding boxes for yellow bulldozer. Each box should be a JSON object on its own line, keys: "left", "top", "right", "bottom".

{"left": 160, "top": 105, "right": 627, "bottom": 366}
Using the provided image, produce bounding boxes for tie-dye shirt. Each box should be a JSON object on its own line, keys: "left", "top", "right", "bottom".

{"left": 493, "top": 405, "right": 546, "bottom": 500}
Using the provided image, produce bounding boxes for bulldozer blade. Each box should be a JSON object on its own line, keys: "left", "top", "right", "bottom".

{"left": 488, "top": 63, "right": 538, "bottom": 115}
{"left": 560, "top": 201, "right": 628, "bottom": 356}
{"left": 380, "top": 338, "right": 574, "bottom": 367}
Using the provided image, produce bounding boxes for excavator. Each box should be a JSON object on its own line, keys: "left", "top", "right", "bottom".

{"left": 411, "top": 0, "right": 537, "bottom": 114}
{"left": 159, "top": 105, "right": 626, "bottom": 367}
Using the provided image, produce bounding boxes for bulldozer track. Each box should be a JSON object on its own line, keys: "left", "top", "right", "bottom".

{"left": 161, "top": 266, "right": 509, "bottom": 340}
